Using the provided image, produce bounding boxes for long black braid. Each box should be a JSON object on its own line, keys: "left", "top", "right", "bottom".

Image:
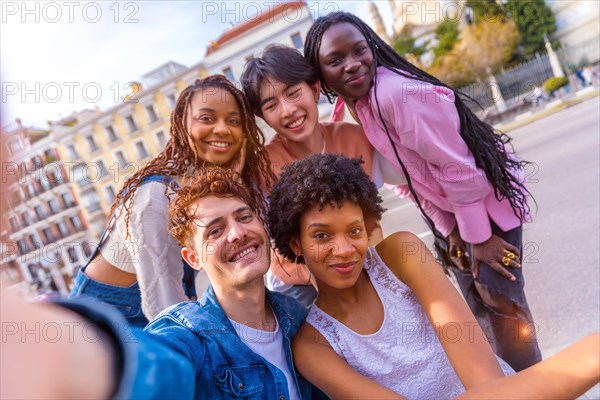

{"left": 304, "top": 12, "right": 532, "bottom": 261}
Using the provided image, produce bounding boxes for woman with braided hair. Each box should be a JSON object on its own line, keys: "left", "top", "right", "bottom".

{"left": 69, "top": 75, "right": 275, "bottom": 326}
{"left": 304, "top": 12, "right": 540, "bottom": 371}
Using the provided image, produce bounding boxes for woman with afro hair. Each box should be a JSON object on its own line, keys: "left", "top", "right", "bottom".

{"left": 268, "top": 153, "right": 599, "bottom": 400}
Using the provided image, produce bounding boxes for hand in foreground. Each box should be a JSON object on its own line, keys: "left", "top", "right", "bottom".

{"left": 471, "top": 234, "right": 520, "bottom": 281}
{"left": 230, "top": 138, "right": 247, "bottom": 175}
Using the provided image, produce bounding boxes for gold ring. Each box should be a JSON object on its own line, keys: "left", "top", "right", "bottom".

{"left": 506, "top": 251, "right": 516, "bottom": 259}
{"left": 456, "top": 250, "right": 463, "bottom": 257}
{"left": 502, "top": 256, "right": 510, "bottom": 266}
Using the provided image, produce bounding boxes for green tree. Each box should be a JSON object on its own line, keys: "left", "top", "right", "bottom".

{"left": 466, "top": 0, "right": 505, "bottom": 22}
{"left": 392, "top": 24, "right": 426, "bottom": 59}
{"left": 427, "top": 18, "right": 519, "bottom": 87}
{"left": 432, "top": 19, "right": 460, "bottom": 59}
{"left": 504, "top": 0, "right": 556, "bottom": 59}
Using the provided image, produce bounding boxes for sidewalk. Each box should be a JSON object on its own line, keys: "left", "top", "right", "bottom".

{"left": 494, "top": 86, "right": 600, "bottom": 133}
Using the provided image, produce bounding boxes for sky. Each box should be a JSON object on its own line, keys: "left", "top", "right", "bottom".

{"left": 1, "top": 0, "right": 395, "bottom": 129}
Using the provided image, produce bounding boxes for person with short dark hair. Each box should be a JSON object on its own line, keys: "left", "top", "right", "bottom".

{"left": 241, "top": 45, "right": 379, "bottom": 306}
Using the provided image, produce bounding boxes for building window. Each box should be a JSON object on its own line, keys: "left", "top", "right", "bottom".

{"left": 57, "top": 221, "right": 70, "bottom": 238}
{"left": 27, "top": 182, "right": 37, "bottom": 197}
{"left": 223, "top": 67, "right": 235, "bottom": 82}
{"left": 67, "top": 144, "right": 79, "bottom": 160}
{"left": 155, "top": 130, "right": 167, "bottom": 149}
{"left": 105, "top": 125, "right": 118, "bottom": 143}
{"left": 135, "top": 141, "right": 149, "bottom": 160}
{"left": 39, "top": 176, "right": 51, "bottom": 192}
{"left": 17, "top": 239, "right": 28, "bottom": 254}
{"left": 42, "top": 227, "right": 55, "bottom": 244}
{"left": 96, "top": 159, "right": 109, "bottom": 179}
{"left": 70, "top": 215, "right": 83, "bottom": 231}
{"left": 67, "top": 246, "right": 79, "bottom": 263}
{"left": 8, "top": 137, "right": 23, "bottom": 155}
{"left": 81, "top": 188, "right": 101, "bottom": 213}
{"left": 61, "top": 192, "right": 75, "bottom": 208}
{"left": 21, "top": 211, "right": 33, "bottom": 226}
{"left": 125, "top": 115, "right": 138, "bottom": 133}
{"left": 73, "top": 164, "right": 90, "bottom": 188}
{"left": 34, "top": 204, "right": 46, "bottom": 220}
{"left": 291, "top": 32, "right": 303, "bottom": 49}
{"left": 166, "top": 93, "right": 177, "bottom": 109}
{"left": 115, "top": 150, "right": 128, "bottom": 167}
{"left": 105, "top": 185, "right": 116, "bottom": 203}
{"left": 49, "top": 168, "right": 64, "bottom": 186}
{"left": 29, "top": 234, "right": 41, "bottom": 249}
{"left": 9, "top": 217, "right": 20, "bottom": 232}
{"left": 145, "top": 104, "right": 158, "bottom": 123}
{"left": 85, "top": 134, "right": 99, "bottom": 152}
{"left": 47, "top": 198, "right": 61, "bottom": 214}
{"left": 32, "top": 155, "right": 44, "bottom": 169}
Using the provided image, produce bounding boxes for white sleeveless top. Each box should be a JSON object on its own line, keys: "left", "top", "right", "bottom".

{"left": 306, "top": 247, "right": 514, "bottom": 399}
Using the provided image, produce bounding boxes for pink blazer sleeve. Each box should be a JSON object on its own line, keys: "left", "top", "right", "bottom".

{"left": 379, "top": 77, "right": 493, "bottom": 243}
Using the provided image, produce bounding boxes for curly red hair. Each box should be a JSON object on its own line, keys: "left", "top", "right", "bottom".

{"left": 168, "top": 167, "right": 267, "bottom": 250}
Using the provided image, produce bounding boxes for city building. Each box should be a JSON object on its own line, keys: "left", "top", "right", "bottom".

{"left": 202, "top": 0, "right": 332, "bottom": 134}
{"left": 1, "top": 120, "right": 94, "bottom": 296}
{"left": 1, "top": 1, "right": 322, "bottom": 294}
{"left": 547, "top": 0, "right": 600, "bottom": 65}
{"left": 52, "top": 62, "right": 208, "bottom": 240}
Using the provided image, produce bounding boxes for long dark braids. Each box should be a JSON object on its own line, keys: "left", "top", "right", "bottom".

{"left": 111, "top": 75, "right": 275, "bottom": 238}
{"left": 305, "top": 12, "right": 532, "bottom": 253}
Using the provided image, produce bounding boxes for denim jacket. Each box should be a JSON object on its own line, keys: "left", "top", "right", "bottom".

{"left": 59, "top": 286, "right": 316, "bottom": 399}
{"left": 141, "top": 285, "right": 314, "bottom": 399}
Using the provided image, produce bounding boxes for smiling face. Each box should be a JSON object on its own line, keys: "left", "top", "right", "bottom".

{"left": 259, "top": 77, "right": 321, "bottom": 144}
{"left": 186, "top": 87, "right": 244, "bottom": 166}
{"left": 291, "top": 201, "right": 369, "bottom": 291}
{"left": 183, "top": 195, "right": 270, "bottom": 289}
{"left": 318, "top": 22, "right": 376, "bottom": 102}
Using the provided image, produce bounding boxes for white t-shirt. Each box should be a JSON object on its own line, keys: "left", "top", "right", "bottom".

{"left": 229, "top": 316, "right": 300, "bottom": 400}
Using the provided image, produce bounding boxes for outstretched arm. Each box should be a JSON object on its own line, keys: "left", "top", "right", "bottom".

{"left": 292, "top": 323, "right": 404, "bottom": 400}
{"left": 1, "top": 288, "right": 198, "bottom": 399}
{"left": 1, "top": 289, "right": 115, "bottom": 399}
{"left": 377, "top": 231, "right": 506, "bottom": 389}
{"left": 458, "top": 333, "right": 600, "bottom": 399}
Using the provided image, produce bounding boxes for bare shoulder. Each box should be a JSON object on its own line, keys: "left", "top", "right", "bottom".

{"left": 324, "top": 121, "right": 364, "bottom": 137}
{"left": 375, "top": 231, "right": 432, "bottom": 281}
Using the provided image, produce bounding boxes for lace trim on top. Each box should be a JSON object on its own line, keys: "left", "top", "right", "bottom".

{"left": 306, "top": 247, "right": 489, "bottom": 399}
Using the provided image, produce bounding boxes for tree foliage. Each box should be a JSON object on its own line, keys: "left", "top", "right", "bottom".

{"left": 432, "top": 19, "right": 460, "bottom": 59}
{"left": 427, "top": 18, "right": 519, "bottom": 87}
{"left": 392, "top": 24, "right": 426, "bottom": 59}
{"left": 504, "top": 0, "right": 556, "bottom": 59}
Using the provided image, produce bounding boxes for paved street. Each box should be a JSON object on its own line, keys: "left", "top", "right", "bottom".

{"left": 377, "top": 98, "right": 600, "bottom": 393}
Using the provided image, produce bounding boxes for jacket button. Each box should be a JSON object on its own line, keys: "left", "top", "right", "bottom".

{"left": 238, "top": 383, "right": 244, "bottom": 390}
{"left": 278, "top": 396, "right": 285, "bottom": 400}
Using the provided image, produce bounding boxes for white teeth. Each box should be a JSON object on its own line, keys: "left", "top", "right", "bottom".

{"left": 232, "top": 246, "right": 256, "bottom": 262}
{"left": 287, "top": 116, "right": 305, "bottom": 129}
{"left": 208, "top": 142, "right": 229, "bottom": 148}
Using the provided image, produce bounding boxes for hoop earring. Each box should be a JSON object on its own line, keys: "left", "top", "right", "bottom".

{"left": 294, "top": 254, "right": 312, "bottom": 285}
{"left": 305, "top": 270, "right": 312, "bottom": 285}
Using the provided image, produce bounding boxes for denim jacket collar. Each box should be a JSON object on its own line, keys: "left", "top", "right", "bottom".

{"left": 193, "top": 285, "right": 305, "bottom": 339}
